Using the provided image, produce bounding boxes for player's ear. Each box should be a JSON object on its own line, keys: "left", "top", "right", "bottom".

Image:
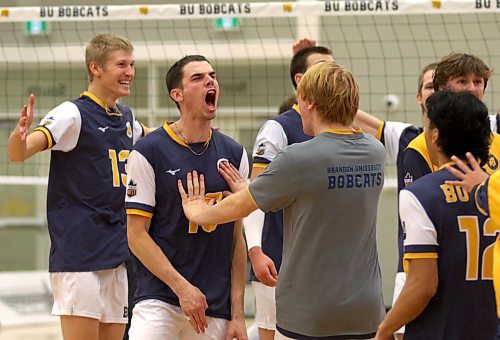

{"left": 416, "top": 92, "right": 423, "bottom": 105}
{"left": 88, "top": 61, "right": 101, "bottom": 78}
{"left": 308, "top": 101, "right": 317, "bottom": 112}
{"left": 431, "top": 127, "right": 439, "bottom": 145}
{"left": 170, "top": 88, "right": 183, "bottom": 104}
{"left": 294, "top": 73, "right": 303, "bottom": 87}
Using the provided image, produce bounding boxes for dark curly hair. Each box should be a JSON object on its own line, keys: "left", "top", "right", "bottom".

{"left": 426, "top": 91, "right": 491, "bottom": 165}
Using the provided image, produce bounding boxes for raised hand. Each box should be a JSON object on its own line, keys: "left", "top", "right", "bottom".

{"left": 292, "top": 37, "right": 316, "bottom": 55}
{"left": 445, "top": 152, "right": 489, "bottom": 192}
{"left": 218, "top": 161, "right": 248, "bottom": 195}
{"left": 17, "top": 94, "right": 35, "bottom": 141}
{"left": 178, "top": 171, "right": 213, "bottom": 221}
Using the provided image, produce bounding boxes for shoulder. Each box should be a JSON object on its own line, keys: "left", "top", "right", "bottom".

{"left": 274, "top": 107, "right": 299, "bottom": 121}
{"left": 362, "top": 132, "right": 386, "bottom": 152}
{"left": 406, "top": 170, "right": 446, "bottom": 197}
{"left": 133, "top": 127, "right": 166, "bottom": 151}
{"left": 41, "top": 101, "right": 81, "bottom": 126}
{"left": 213, "top": 129, "right": 244, "bottom": 151}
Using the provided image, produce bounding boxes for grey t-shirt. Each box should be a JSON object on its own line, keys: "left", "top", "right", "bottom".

{"left": 249, "top": 130, "right": 386, "bottom": 338}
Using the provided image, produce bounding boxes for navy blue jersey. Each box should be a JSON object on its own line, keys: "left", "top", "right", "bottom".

{"left": 34, "top": 92, "right": 142, "bottom": 272}
{"left": 401, "top": 166, "right": 498, "bottom": 339}
{"left": 379, "top": 122, "right": 422, "bottom": 272}
{"left": 125, "top": 123, "right": 248, "bottom": 320}
{"left": 403, "top": 130, "right": 500, "bottom": 275}
{"left": 250, "top": 105, "right": 311, "bottom": 281}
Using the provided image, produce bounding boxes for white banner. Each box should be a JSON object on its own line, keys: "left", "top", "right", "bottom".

{"left": 0, "top": 1, "right": 499, "bottom": 22}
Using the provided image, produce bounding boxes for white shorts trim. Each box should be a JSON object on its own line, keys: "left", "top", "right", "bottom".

{"left": 391, "top": 271, "right": 406, "bottom": 334}
{"left": 129, "top": 299, "right": 228, "bottom": 340}
{"left": 50, "top": 263, "right": 128, "bottom": 324}
{"left": 251, "top": 281, "right": 276, "bottom": 330}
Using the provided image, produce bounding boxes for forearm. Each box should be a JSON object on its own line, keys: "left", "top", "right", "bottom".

{"left": 353, "top": 109, "right": 383, "bottom": 138}
{"left": 191, "top": 189, "right": 257, "bottom": 226}
{"left": 377, "top": 260, "right": 437, "bottom": 336}
{"left": 127, "top": 217, "right": 189, "bottom": 296}
{"left": 230, "top": 220, "right": 247, "bottom": 320}
{"left": 8, "top": 127, "right": 29, "bottom": 162}
{"left": 8, "top": 130, "right": 46, "bottom": 162}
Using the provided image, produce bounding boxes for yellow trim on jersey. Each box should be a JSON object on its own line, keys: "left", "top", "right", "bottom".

{"left": 403, "top": 252, "right": 438, "bottom": 273}
{"left": 162, "top": 122, "right": 212, "bottom": 148}
{"left": 252, "top": 163, "right": 267, "bottom": 169}
{"left": 488, "top": 172, "right": 500, "bottom": 224}
{"left": 376, "top": 120, "right": 384, "bottom": 141}
{"left": 126, "top": 209, "right": 153, "bottom": 218}
{"left": 404, "top": 252, "right": 438, "bottom": 260}
{"left": 292, "top": 103, "right": 300, "bottom": 114}
{"left": 323, "top": 128, "right": 362, "bottom": 135}
{"left": 33, "top": 126, "right": 53, "bottom": 149}
{"left": 474, "top": 182, "right": 489, "bottom": 217}
{"left": 406, "top": 133, "right": 439, "bottom": 172}
{"left": 494, "top": 236, "right": 500, "bottom": 318}
{"left": 81, "top": 91, "right": 122, "bottom": 116}
{"left": 247, "top": 186, "right": 260, "bottom": 209}
{"left": 485, "top": 132, "right": 500, "bottom": 174}
{"left": 437, "top": 161, "right": 457, "bottom": 171}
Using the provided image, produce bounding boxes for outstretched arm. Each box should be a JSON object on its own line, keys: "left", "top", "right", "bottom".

{"left": 178, "top": 171, "right": 258, "bottom": 226}
{"left": 353, "top": 109, "right": 384, "bottom": 138}
{"left": 8, "top": 94, "right": 47, "bottom": 161}
{"left": 445, "top": 152, "right": 489, "bottom": 192}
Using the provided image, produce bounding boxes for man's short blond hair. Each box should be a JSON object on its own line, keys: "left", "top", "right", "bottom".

{"left": 85, "top": 33, "right": 133, "bottom": 81}
{"left": 297, "top": 61, "right": 359, "bottom": 125}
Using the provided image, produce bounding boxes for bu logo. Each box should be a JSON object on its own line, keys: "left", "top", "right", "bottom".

{"left": 123, "top": 306, "right": 128, "bottom": 318}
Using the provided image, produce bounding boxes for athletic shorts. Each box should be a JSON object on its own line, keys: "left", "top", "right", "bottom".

{"left": 252, "top": 281, "right": 276, "bottom": 330}
{"left": 50, "top": 263, "right": 128, "bottom": 324}
{"left": 391, "top": 271, "right": 406, "bottom": 334}
{"left": 128, "top": 299, "right": 228, "bottom": 340}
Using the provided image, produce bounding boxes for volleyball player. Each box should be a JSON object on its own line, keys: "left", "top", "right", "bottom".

{"left": 375, "top": 91, "right": 498, "bottom": 339}
{"left": 125, "top": 55, "right": 248, "bottom": 340}
{"left": 403, "top": 52, "right": 500, "bottom": 185}
{"left": 244, "top": 45, "right": 333, "bottom": 340}
{"left": 179, "top": 61, "right": 386, "bottom": 339}
{"left": 446, "top": 152, "right": 500, "bottom": 340}
{"left": 8, "top": 33, "right": 146, "bottom": 340}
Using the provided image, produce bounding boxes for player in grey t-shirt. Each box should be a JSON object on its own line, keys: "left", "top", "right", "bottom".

{"left": 178, "top": 61, "right": 386, "bottom": 339}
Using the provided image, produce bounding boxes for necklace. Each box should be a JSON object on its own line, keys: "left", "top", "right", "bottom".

{"left": 174, "top": 121, "right": 210, "bottom": 156}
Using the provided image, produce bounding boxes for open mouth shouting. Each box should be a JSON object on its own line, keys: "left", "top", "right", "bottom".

{"left": 205, "top": 89, "right": 217, "bottom": 111}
